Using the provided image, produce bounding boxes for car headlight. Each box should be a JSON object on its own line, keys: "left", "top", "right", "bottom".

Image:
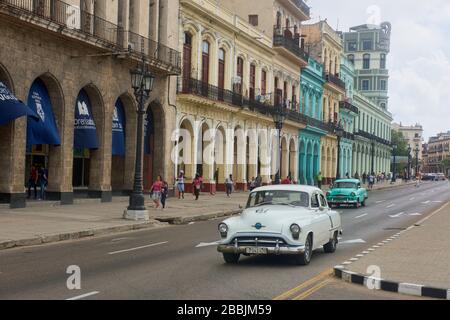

{"left": 218, "top": 223, "right": 228, "bottom": 238}
{"left": 290, "top": 224, "right": 301, "bottom": 240}
{"left": 351, "top": 192, "right": 356, "bottom": 197}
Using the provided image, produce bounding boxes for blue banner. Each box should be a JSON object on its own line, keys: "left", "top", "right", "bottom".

{"left": 74, "top": 89, "right": 99, "bottom": 150}
{"left": 0, "top": 81, "right": 38, "bottom": 126}
{"left": 144, "top": 109, "right": 153, "bottom": 155}
{"left": 26, "top": 79, "right": 61, "bottom": 147}
{"left": 112, "top": 99, "right": 126, "bottom": 156}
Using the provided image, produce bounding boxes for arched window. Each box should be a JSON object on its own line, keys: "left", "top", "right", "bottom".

{"left": 276, "top": 11, "right": 281, "bottom": 29}
{"left": 249, "top": 64, "right": 256, "bottom": 100}
{"left": 235, "top": 57, "right": 243, "bottom": 94}
{"left": 261, "top": 70, "right": 267, "bottom": 96}
{"left": 363, "top": 54, "right": 370, "bottom": 69}
{"left": 380, "top": 53, "right": 386, "bottom": 69}
{"left": 201, "top": 41, "right": 210, "bottom": 84}
{"left": 218, "top": 48, "right": 225, "bottom": 98}
{"left": 182, "top": 32, "right": 193, "bottom": 91}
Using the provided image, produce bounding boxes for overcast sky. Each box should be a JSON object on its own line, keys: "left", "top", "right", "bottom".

{"left": 306, "top": 0, "right": 450, "bottom": 140}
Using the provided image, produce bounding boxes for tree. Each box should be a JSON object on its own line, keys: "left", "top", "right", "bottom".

{"left": 442, "top": 155, "right": 450, "bottom": 173}
{"left": 391, "top": 130, "right": 409, "bottom": 177}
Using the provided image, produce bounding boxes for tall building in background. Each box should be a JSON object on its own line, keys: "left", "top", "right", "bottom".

{"left": 342, "top": 23, "right": 391, "bottom": 110}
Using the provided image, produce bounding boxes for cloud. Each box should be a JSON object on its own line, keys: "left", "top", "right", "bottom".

{"left": 309, "top": 0, "right": 450, "bottom": 140}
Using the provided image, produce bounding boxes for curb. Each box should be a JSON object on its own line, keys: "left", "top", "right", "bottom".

{"left": 0, "top": 220, "right": 162, "bottom": 251}
{"left": 333, "top": 200, "right": 450, "bottom": 300}
{"left": 154, "top": 209, "right": 242, "bottom": 225}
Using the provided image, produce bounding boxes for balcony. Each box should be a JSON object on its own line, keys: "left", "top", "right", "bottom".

{"left": 355, "top": 130, "right": 391, "bottom": 146}
{"left": 339, "top": 101, "right": 359, "bottom": 115}
{"left": 279, "top": 0, "right": 310, "bottom": 21}
{"left": 324, "top": 73, "right": 346, "bottom": 92}
{"left": 0, "top": 0, "right": 181, "bottom": 74}
{"left": 273, "top": 28, "right": 309, "bottom": 66}
{"left": 291, "top": 0, "right": 310, "bottom": 17}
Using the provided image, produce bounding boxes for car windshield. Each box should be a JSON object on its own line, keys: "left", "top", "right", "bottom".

{"left": 333, "top": 182, "right": 356, "bottom": 189}
{"left": 246, "top": 190, "right": 310, "bottom": 209}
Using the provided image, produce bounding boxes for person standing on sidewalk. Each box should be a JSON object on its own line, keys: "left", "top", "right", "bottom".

{"left": 27, "top": 165, "right": 38, "bottom": 200}
{"left": 176, "top": 170, "right": 185, "bottom": 199}
{"left": 354, "top": 171, "right": 360, "bottom": 181}
{"left": 368, "top": 173, "right": 375, "bottom": 190}
{"left": 150, "top": 176, "right": 163, "bottom": 209}
{"left": 160, "top": 180, "right": 169, "bottom": 209}
{"left": 362, "top": 172, "right": 367, "bottom": 185}
{"left": 316, "top": 172, "right": 323, "bottom": 189}
{"left": 38, "top": 166, "right": 48, "bottom": 201}
{"left": 225, "top": 174, "right": 233, "bottom": 197}
{"left": 192, "top": 174, "right": 202, "bottom": 201}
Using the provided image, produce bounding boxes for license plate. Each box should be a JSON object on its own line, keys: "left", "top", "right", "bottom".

{"left": 245, "top": 247, "right": 268, "bottom": 254}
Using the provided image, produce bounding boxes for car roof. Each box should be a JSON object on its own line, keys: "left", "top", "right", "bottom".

{"left": 250, "top": 185, "right": 322, "bottom": 194}
{"left": 334, "top": 179, "right": 360, "bottom": 183}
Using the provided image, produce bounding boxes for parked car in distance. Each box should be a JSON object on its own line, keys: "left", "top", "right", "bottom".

{"left": 326, "top": 179, "right": 368, "bottom": 208}
{"left": 217, "top": 185, "right": 342, "bottom": 266}
{"left": 436, "top": 173, "right": 446, "bottom": 181}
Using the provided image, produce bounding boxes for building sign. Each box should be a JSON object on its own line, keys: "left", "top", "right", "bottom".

{"left": 0, "top": 81, "right": 38, "bottom": 126}
{"left": 74, "top": 89, "right": 99, "bottom": 150}
{"left": 112, "top": 99, "right": 126, "bottom": 156}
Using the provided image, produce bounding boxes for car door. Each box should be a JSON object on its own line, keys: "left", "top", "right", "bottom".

{"left": 311, "top": 192, "right": 331, "bottom": 247}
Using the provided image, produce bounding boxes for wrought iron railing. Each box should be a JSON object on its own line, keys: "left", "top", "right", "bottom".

{"left": 273, "top": 34, "right": 309, "bottom": 62}
{"left": 324, "top": 73, "right": 346, "bottom": 91}
{"left": 0, "top": 0, "right": 181, "bottom": 72}
{"left": 291, "top": 0, "right": 311, "bottom": 17}
{"left": 179, "top": 77, "right": 243, "bottom": 106}
{"left": 339, "top": 100, "right": 359, "bottom": 114}
{"left": 355, "top": 130, "right": 391, "bottom": 146}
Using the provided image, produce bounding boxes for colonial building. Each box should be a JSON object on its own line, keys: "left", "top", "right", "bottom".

{"left": 343, "top": 23, "right": 393, "bottom": 176}
{"left": 176, "top": 0, "right": 312, "bottom": 191}
{"left": 423, "top": 132, "right": 450, "bottom": 174}
{"left": 392, "top": 123, "right": 424, "bottom": 161}
{"left": 302, "top": 20, "right": 346, "bottom": 184}
{"left": 0, "top": 0, "right": 181, "bottom": 208}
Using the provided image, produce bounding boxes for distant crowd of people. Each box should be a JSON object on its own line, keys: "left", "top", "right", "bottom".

{"left": 27, "top": 165, "right": 48, "bottom": 201}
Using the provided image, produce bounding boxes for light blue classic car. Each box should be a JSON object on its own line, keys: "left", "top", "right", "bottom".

{"left": 326, "top": 179, "right": 368, "bottom": 208}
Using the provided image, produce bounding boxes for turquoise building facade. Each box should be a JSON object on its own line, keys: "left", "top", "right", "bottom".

{"left": 338, "top": 54, "right": 358, "bottom": 178}
{"left": 299, "top": 58, "right": 326, "bottom": 185}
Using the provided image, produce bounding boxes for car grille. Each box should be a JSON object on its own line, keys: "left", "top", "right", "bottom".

{"left": 231, "top": 236, "right": 287, "bottom": 247}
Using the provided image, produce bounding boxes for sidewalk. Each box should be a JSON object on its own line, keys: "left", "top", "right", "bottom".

{"left": 0, "top": 192, "right": 248, "bottom": 250}
{"left": 335, "top": 201, "right": 450, "bottom": 300}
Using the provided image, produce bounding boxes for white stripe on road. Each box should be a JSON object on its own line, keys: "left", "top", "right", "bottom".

{"left": 433, "top": 201, "right": 444, "bottom": 203}
{"left": 421, "top": 201, "right": 431, "bottom": 204}
{"left": 354, "top": 213, "right": 368, "bottom": 219}
{"left": 409, "top": 213, "right": 423, "bottom": 216}
{"left": 386, "top": 204, "right": 396, "bottom": 208}
{"left": 376, "top": 200, "right": 386, "bottom": 204}
{"left": 108, "top": 241, "right": 168, "bottom": 255}
{"left": 409, "top": 197, "right": 415, "bottom": 201}
{"left": 340, "top": 239, "right": 366, "bottom": 245}
{"left": 196, "top": 241, "right": 221, "bottom": 248}
{"left": 66, "top": 291, "right": 99, "bottom": 300}
{"left": 389, "top": 212, "right": 405, "bottom": 218}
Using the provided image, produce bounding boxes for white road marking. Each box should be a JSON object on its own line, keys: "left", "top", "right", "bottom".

{"left": 409, "top": 213, "right": 423, "bottom": 216}
{"left": 188, "top": 222, "right": 195, "bottom": 225}
{"left": 376, "top": 200, "right": 386, "bottom": 204}
{"left": 386, "top": 204, "right": 396, "bottom": 208}
{"left": 421, "top": 201, "right": 431, "bottom": 204}
{"left": 66, "top": 291, "right": 99, "bottom": 300}
{"left": 389, "top": 212, "right": 405, "bottom": 218}
{"left": 409, "top": 197, "right": 415, "bottom": 201}
{"left": 108, "top": 241, "right": 168, "bottom": 255}
{"left": 196, "top": 241, "right": 221, "bottom": 248}
{"left": 340, "top": 239, "right": 366, "bottom": 245}
{"left": 432, "top": 201, "right": 443, "bottom": 203}
{"left": 354, "top": 213, "right": 368, "bottom": 219}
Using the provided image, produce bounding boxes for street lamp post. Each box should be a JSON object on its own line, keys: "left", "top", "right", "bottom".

{"left": 392, "top": 144, "right": 397, "bottom": 183}
{"left": 407, "top": 145, "right": 412, "bottom": 180}
{"left": 124, "top": 56, "right": 155, "bottom": 221}
{"left": 415, "top": 145, "right": 420, "bottom": 178}
{"left": 272, "top": 103, "right": 286, "bottom": 185}
{"left": 335, "top": 125, "right": 344, "bottom": 180}
{"left": 371, "top": 132, "right": 375, "bottom": 175}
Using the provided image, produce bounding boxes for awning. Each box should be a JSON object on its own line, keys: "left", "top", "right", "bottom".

{"left": 112, "top": 98, "right": 126, "bottom": 156}
{"left": 0, "top": 81, "right": 38, "bottom": 126}
{"left": 26, "top": 79, "right": 61, "bottom": 146}
{"left": 144, "top": 110, "right": 154, "bottom": 155}
{"left": 74, "top": 89, "right": 99, "bottom": 150}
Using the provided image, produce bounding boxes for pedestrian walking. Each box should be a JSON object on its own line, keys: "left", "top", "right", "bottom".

{"left": 176, "top": 170, "right": 185, "bottom": 199}
{"left": 345, "top": 172, "right": 350, "bottom": 179}
{"left": 225, "top": 174, "right": 233, "bottom": 197}
{"left": 362, "top": 172, "right": 367, "bottom": 185}
{"left": 368, "top": 173, "right": 375, "bottom": 190}
{"left": 192, "top": 174, "right": 203, "bottom": 200}
{"left": 160, "top": 180, "right": 169, "bottom": 209}
{"left": 316, "top": 172, "right": 323, "bottom": 189}
{"left": 255, "top": 175, "right": 262, "bottom": 188}
{"left": 249, "top": 177, "right": 256, "bottom": 191}
{"left": 150, "top": 175, "right": 163, "bottom": 209}
{"left": 354, "top": 171, "right": 360, "bottom": 181}
{"left": 281, "top": 176, "right": 291, "bottom": 185}
{"left": 38, "top": 166, "right": 48, "bottom": 200}
{"left": 27, "top": 165, "right": 38, "bottom": 200}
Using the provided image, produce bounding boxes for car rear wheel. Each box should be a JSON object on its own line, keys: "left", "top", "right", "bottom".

{"left": 355, "top": 200, "right": 361, "bottom": 209}
{"left": 223, "top": 253, "right": 240, "bottom": 264}
{"left": 361, "top": 198, "right": 366, "bottom": 207}
{"left": 294, "top": 234, "right": 312, "bottom": 266}
{"left": 323, "top": 232, "right": 338, "bottom": 253}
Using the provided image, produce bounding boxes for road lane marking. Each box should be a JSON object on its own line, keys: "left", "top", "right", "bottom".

{"left": 340, "top": 239, "right": 366, "bottom": 244}
{"left": 196, "top": 241, "right": 220, "bottom": 248}
{"left": 66, "top": 291, "right": 99, "bottom": 300}
{"left": 389, "top": 212, "right": 404, "bottom": 218}
{"left": 386, "top": 204, "right": 396, "bottom": 208}
{"left": 108, "top": 241, "right": 168, "bottom": 255}
{"left": 273, "top": 269, "right": 333, "bottom": 300}
{"left": 421, "top": 201, "right": 431, "bottom": 204}
{"left": 432, "top": 201, "right": 443, "bottom": 203}
{"left": 376, "top": 200, "right": 386, "bottom": 204}
{"left": 409, "top": 213, "right": 423, "bottom": 216}
{"left": 409, "top": 197, "right": 415, "bottom": 201}
{"left": 292, "top": 279, "right": 332, "bottom": 300}
{"left": 354, "top": 213, "right": 368, "bottom": 219}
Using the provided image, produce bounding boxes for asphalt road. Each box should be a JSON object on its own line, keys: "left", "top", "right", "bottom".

{"left": 0, "top": 181, "right": 449, "bottom": 300}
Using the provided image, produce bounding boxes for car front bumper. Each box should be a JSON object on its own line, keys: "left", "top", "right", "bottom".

{"left": 217, "top": 244, "right": 305, "bottom": 255}
{"left": 327, "top": 199, "right": 357, "bottom": 205}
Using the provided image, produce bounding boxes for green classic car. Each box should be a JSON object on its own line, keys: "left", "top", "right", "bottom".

{"left": 326, "top": 179, "right": 368, "bottom": 208}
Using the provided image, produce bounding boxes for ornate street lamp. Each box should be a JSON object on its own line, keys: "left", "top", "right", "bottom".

{"left": 407, "top": 145, "right": 412, "bottom": 180}
{"left": 124, "top": 56, "right": 155, "bottom": 220}
{"left": 272, "top": 103, "right": 286, "bottom": 185}
{"left": 391, "top": 144, "right": 397, "bottom": 183}
{"left": 334, "top": 125, "right": 345, "bottom": 180}
{"left": 414, "top": 145, "right": 420, "bottom": 178}
{"left": 371, "top": 132, "right": 375, "bottom": 175}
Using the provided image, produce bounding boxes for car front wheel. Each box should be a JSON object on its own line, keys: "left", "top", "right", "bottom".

{"left": 323, "top": 232, "right": 338, "bottom": 253}
{"left": 223, "top": 253, "right": 240, "bottom": 264}
{"left": 294, "top": 234, "right": 313, "bottom": 266}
